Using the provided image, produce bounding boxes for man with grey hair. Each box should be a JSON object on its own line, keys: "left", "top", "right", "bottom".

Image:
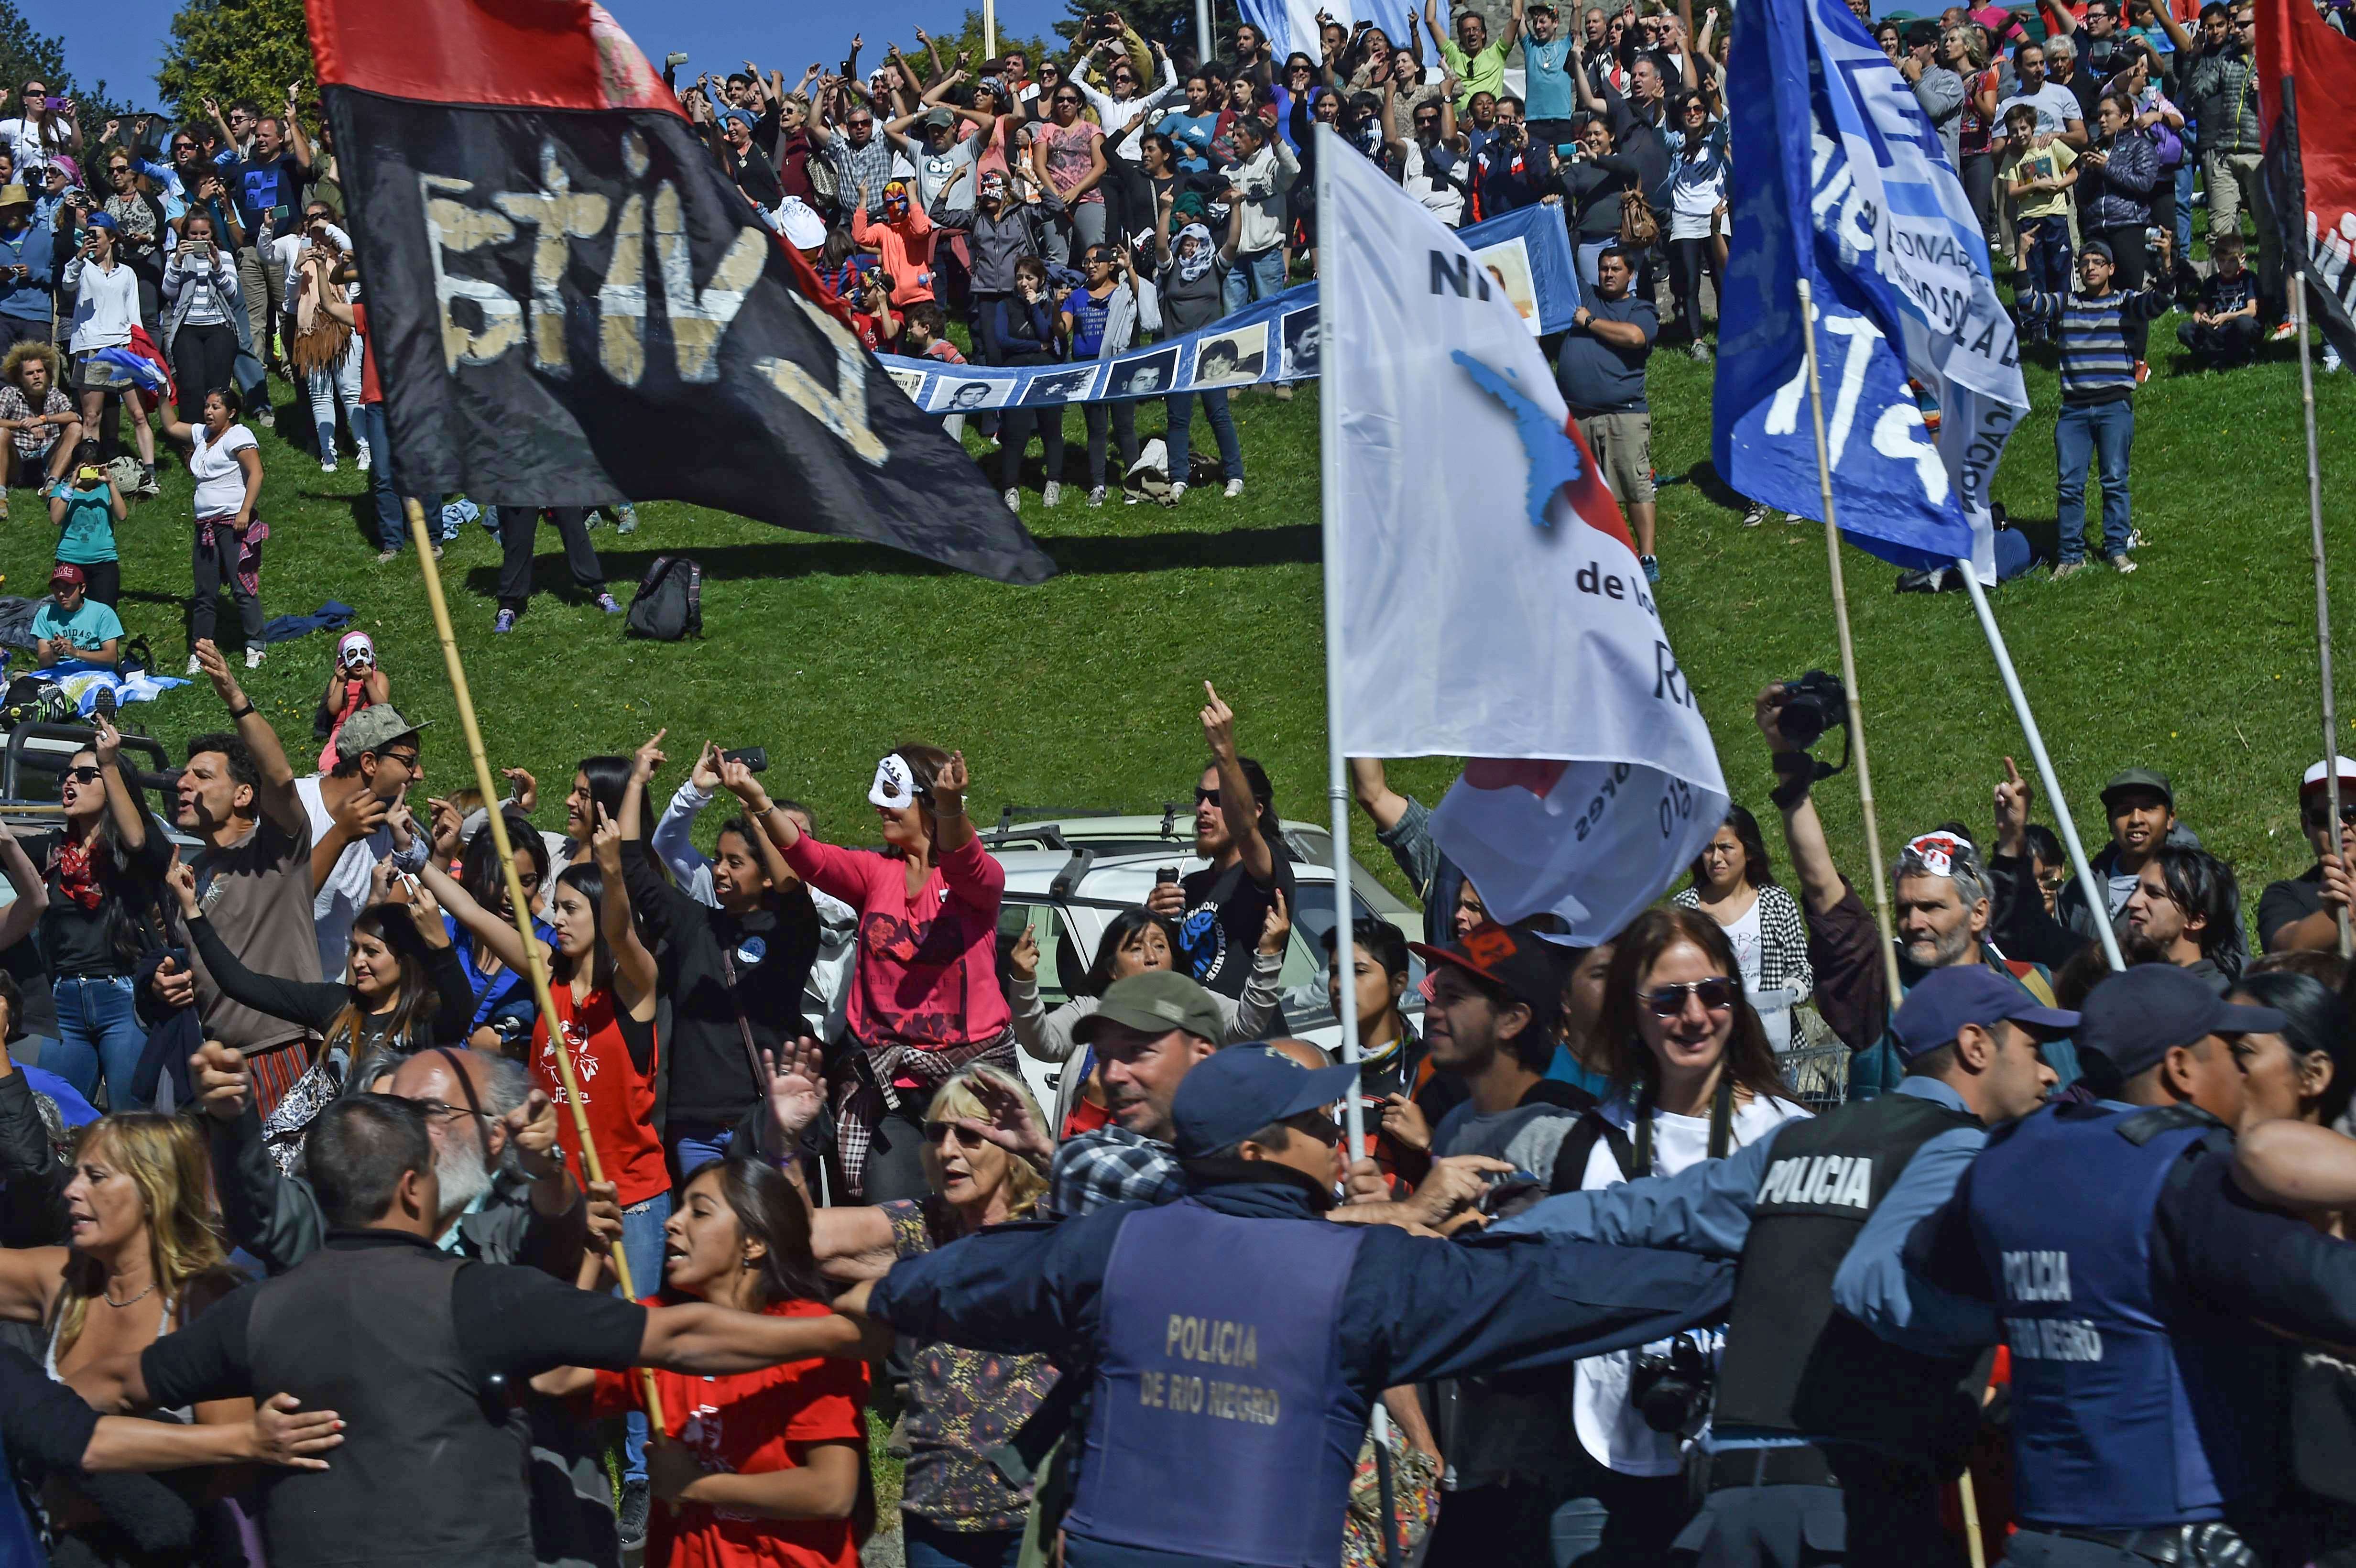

{"left": 1752, "top": 684, "right": 2081, "bottom": 1105}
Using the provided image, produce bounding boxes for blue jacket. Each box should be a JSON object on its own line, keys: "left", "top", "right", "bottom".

{"left": 0, "top": 221, "right": 54, "bottom": 324}
{"left": 869, "top": 1174, "right": 1734, "bottom": 1568}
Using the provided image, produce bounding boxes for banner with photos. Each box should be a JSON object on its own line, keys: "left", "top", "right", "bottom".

{"left": 876, "top": 202, "right": 1582, "bottom": 413}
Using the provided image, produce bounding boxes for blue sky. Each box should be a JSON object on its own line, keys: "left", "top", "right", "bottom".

{"left": 35, "top": 0, "right": 1080, "bottom": 112}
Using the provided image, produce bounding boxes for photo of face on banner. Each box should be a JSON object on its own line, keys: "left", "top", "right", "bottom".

{"left": 1279, "top": 306, "right": 1320, "bottom": 380}
{"left": 887, "top": 366, "right": 929, "bottom": 403}
{"left": 1022, "top": 365, "right": 1103, "bottom": 405}
{"left": 1191, "top": 321, "right": 1269, "bottom": 389}
{"left": 937, "top": 377, "right": 1014, "bottom": 412}
{"left": 1471, "top": 236, "right": 1541, "bottom": 335}
{"left": 1106, "top": 344, "right": 1181, "bottom": 399}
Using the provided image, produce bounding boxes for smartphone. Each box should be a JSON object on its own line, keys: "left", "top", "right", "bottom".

{"left": 270, "top": 203, "right": 291, "bottom": 225}
{"left": 720, "top": 747, "right": 769, "bottom": 773}
{"left": 665, "top": 51, "right": 691, "bottom": 69}
{"left": 75, "top": 465, "right": 103, "bottom": 485}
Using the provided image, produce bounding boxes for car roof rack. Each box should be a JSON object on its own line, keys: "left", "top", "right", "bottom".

{"left": 1048, "top": 846, "right": 1099, "bottom": 901}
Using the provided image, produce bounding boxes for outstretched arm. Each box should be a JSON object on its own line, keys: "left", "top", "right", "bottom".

{"left": 196, "top": 640, "right": 305, "bottom": 837}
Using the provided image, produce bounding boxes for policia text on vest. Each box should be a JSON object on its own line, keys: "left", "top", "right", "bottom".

{"left": 1145, "top": 1314, "right": 1283, "bottom": 1425}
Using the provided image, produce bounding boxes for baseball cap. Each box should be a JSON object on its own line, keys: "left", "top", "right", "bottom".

{"left": 47, "top": 563, "right": 84, "bottom": 588}
{"left": 1889, "top": 966, "right": 2079, "bottom": 1061}
{"left": 83, "top": 210, "right": 118, "bottom": 232}
{"left": 1074, "top": 969, "right": 1226, "bottom": 1046}
{"left": 2098, "top": 766, "right": 2172, "bottom": 809}
{"left": 921, "top": 109, "right": 953, "bottom": 129}
{"left": 1171, "top": 1043, "right": 1357, "bottom": 1160}
{"left": 2076, "top": 965, "right": 2284, "bottom": 1081}
{"left": 2301, "top": 757, "right": 2356, "bottom": 798}
{"left": 338, "top": 704, "right": 426, "bottom": 758}
{"left": 2079, "top": 238, "right": 2115, "bottom": 263}
{"left": 1410, "top": 921, "right": 1571, "bottom": 1026}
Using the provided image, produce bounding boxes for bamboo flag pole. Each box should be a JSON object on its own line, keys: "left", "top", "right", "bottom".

{"left": 404, "top": 499, "right": 665, "bottom": 1429}
{"left": 1793, "top": 279, "right": 1902, "bottom": 1004}
{"left": 2292, "top": 276, "right": 2352, "bottom": 959}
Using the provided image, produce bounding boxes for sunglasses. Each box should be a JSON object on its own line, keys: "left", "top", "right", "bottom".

{"left": 380, "top": 751, "right": 421, "bottom": 771}
{"left": 1642, "top": 977, "right": 1742, "bottom": 1018}
{"left": 2306, "top": 801, "right": 2356, "bottom": 828}
{"left": 922, "top": 1121, "right": 992, "bottom": 1147}
{"left": 1195, "top": 786, "right": 1222, "bottom": 807}
{"left": 1286, "top": 1112, "right": 1343, "bottom": 1147}
{"left": 62, "top": 766, "right": 104, "bottom": 785}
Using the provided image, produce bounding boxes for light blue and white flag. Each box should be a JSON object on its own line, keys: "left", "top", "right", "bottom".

{"left": 1713, "top": 0, "right": 2027, "bottom": 580}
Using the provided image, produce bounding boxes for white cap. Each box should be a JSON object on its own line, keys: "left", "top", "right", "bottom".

{"left": 777, "top": 196, "right": 826, "bottom": 251}
{"left": 2302, "top": 756, "right": 2356, "bottom": 795}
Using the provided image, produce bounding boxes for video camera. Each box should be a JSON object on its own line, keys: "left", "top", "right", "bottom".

{"left": 1774, "top": 670, "right": 1851, "bottom": 781}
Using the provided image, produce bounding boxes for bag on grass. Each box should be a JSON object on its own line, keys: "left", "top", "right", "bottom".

{"left": 625, "top": 555, "right": 702, "bottom": 641}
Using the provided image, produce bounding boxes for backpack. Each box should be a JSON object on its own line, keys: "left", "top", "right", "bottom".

{"left": 624, "top": 555, "right": 702, "bottom": 641}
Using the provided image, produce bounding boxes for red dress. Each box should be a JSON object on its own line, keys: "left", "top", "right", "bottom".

{"left": 535, "top": 981, "right": 666, "bottom": 1207}
{"left": 594, "top": 1299, "right": 870, "bottom": 1568}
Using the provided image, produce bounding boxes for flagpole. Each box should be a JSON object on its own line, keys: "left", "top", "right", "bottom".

{"left": 1793, "top": 279, "right": 1901, "bottom": 1002}
{"left": 1955, "top": 567, "right": 2125, "bottom": 971}
{"left": 2292, "top": 274, "right": 2353, "bottom": 958}
{"left": 404, "top": 498, "right": 667, "bottom": 1431}
{"left": 1313, "top": 124, "right": 1367, "bottom": 1168}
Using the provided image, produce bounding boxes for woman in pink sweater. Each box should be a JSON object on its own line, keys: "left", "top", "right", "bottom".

{"left": 848, "top": 181, "right": 938, "bottom": 307}
{"left": 772, "top": 744, "right": 1009, "bottom": 1200}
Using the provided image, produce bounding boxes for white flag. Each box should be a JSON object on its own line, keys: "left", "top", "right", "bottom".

{"left": 1318, "top": 128, "right": 1729, "bottom": 938}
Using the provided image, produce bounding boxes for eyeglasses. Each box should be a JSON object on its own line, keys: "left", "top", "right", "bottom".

{"left": 380, "top": 751, "right": 421, "bottom": 771}
{"left": 1642, "top": 977, "right": 1741, "bottom": 1017}
{"left": 1195, "top": 786, "right": 1222, "bottom": 807}
{"left": 922, "top": 1120, "right": 992, "bottom": 1147}
{"left": 414, "top": 1098, "right": 494, "bottom": 1125}
{"left": 62, "top": 766, "right": 104, "bottom": 785}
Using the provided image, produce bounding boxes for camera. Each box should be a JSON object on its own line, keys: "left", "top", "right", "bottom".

{"left": 1774, "top": 669, "right": 1848, "bottom": 751}
{"left": 75, "top": 465, "right": 103, "bottom": 485}
{"left": 1628, "top": 1333, "right": 1714, "bottom": 1436}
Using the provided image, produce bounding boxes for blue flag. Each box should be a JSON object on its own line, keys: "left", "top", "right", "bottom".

{"left": 1713, "top": 0, "right": 2028, "bottom": 578}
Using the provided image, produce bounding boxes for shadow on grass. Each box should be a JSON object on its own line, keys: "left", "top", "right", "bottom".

{"left": 460, "top": 522, "right": 1324, "bottom": 596}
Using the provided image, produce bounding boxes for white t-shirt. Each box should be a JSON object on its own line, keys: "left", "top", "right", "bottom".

{"left": 1571, "top": 1090, "right": 1812, "bottom": 1476}
{"left": 297, "top": 773, "right": 431, "bottom": 980}
{"left": 1996, "top": 84, "right": 2083, "bottom": 137}
{"left": 65, "top": 256, "right": 139, "bottom": 353}
{"left": 0, "top": 118, "right": 69, "bottom": 180}
{"left": 188, "top": 424, "right": 259, "bottom": 518}
{"left": 1720, "top": 897, "right": 1764, "bottom": 991}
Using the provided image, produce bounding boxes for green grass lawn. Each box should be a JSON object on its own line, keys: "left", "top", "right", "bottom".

{"left": 11, "top": 295, "right": 2347, "bottom": 927}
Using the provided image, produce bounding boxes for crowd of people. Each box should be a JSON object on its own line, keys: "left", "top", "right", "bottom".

{"left": 0, "top": 610, "right": 2341, "bottom": 1567}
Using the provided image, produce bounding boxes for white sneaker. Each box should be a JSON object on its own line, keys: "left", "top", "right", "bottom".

{"left": 1224, "top": 479, "right": 1244, "bottom": 499}
{"left": 355, "top": 441, "right": 372, "bottom": 472}
{"left": 1165, "top": 481, "right": 1187, "bottom": 507}
{"left": 1087, "top": 485, "right": 1106, "bottom": 508}
{"left": 1042, "top": 480, "right": 1063, "bottom": 509}
{"left": 1003, "top": 488, "right": 1021, "bottom": 514}
{"left": 320, "top": 457, "right": 338, "bottom": 473}
{"left": 185, "top": 653, "right": 203, "bottom": 676}
{"left": 244, "top": 646, "right": 264, "bottom": 669}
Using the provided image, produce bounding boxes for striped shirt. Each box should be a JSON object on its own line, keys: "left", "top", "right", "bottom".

{"left": 2015, "top": 286, "right": 2170, "bottom": 400}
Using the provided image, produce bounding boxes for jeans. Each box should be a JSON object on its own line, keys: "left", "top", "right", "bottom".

{"left": 2173, "top": 158, "right": 2196, "bottom": 265}
{"left": 1548, "top": 1464, "right": 1687, "bottom": 1566}
{"left": 1163, "top": 388, "right": 1242, "bottom": 483}
{"left": 2054, "top": 397, "right": 2134, "bottom": 562}
{"left": 2178, "top": 313, "right": 2261, "bottom": 365}
{"left": 1081, "top": 399, "right": 1137, "bottom": 489}
{"left": 305, "top": 333, "right": 364, "bottom": 457}
{"left": 349, "top": 402, "right": 417, "bottom": 552}
{"left": 46, "top": 975, "right": 146, "bottom": 1110}
{"left": 1222, "top": 246, "right": 1287, "bottom": 314}
{"left": 669, "top": 1121, "right": 734, "bottom": 1177}
{"left": 616, "top": 1190, "right": 673, "bottom": 1484}
{"left": 903, "top": 1516, "right": 1023, "bottom": 1568}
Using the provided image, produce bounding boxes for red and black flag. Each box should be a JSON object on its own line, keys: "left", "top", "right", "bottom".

{"left": 2258, "top": 0, "right": 2356, "bottom": 363}
{"left": 305, "top": 0, "right": 1056, "bottom": 585}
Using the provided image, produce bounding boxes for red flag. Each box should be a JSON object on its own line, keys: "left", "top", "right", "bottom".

{"left": 2257, "top": 0, "right": 2356, "bottom": 360}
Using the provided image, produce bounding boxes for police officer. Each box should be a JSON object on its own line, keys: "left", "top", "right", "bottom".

{"left": 1490, "top": 965, "right": 2075, "bottom": 1565}
{"left": 1887, "top": 964, "right": 2356, "bottom": 1567}
{"left": 839, "top": 1043, "right": 1738, "bottom": 1568}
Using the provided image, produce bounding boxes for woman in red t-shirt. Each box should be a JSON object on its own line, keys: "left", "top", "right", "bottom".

{"left": 542, "top": 1158, "right": 870, "bottom": 1568}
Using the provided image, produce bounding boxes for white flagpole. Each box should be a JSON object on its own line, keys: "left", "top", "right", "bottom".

{"left": 1314, "top": 123, "right": 1368, "bottom": 1166}
{"left": 2293, "top": 275, "right": 2353, "bottom": 958}
{"left": 984, "top": 0, "right": 998, "bottom": 63}
{"left": 1795, "top": 278, "right": 1902, "bottom": 1002}
{"left": 1955, "top": 567, "right": 2125, "bottom": 971}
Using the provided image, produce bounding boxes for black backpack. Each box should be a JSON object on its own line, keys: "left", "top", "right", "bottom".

{"left": 625, "top": 555, "right": 701, "bottom": 641}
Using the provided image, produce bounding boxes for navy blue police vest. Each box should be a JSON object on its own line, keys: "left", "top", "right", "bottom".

{"left": 1965, "top": 1102, "right": 2274, "bottom": 1527}
{"left": 1067, "top": 1199, "right": 1370, "bottom": 1567}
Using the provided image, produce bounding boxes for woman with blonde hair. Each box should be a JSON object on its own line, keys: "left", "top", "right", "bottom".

{"left": 0, "top": 1112, "right": 258, "bottom": 1561}
{"left": 761, "top": 1047, "right": 1059, "bottom": 1568}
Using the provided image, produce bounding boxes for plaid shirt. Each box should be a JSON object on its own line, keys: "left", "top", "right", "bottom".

{"left": 1045, "top": 1125, "right": 1183, "bottom": 1219}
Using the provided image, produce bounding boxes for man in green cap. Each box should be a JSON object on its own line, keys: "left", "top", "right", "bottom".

{"left": 1043, "top": 968, "right": 1229, "bottom": 1217}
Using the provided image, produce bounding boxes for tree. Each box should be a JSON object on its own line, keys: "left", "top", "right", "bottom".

{"left": 781, "top": 9, "right": 1058, "bottom": 88}
{"left": 0, "top": 0, "right": 138, "bottom": 162}
{"left": 1061, "top": 0, "right": 1200, "bottom": 62}
{"left": 156, "top": 0, "right": 316, "bottom": 133}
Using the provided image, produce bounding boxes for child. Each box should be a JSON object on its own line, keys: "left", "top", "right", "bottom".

{"left": 899, "top": 302, "right": 971, "bottom": 436}
{"left": 44, "top": 439, "right": 126, "bottom": 608}
{"left": 1999, "top": 104, "right": 2077, "bottom": 338}
{"left": 849, "top": 270, "right": 901, "bottom": 354}
{"left": 2177, "top": 232, "right": 2260, "bottom": 369}
{"left": 314, "top": 630, "right": 389, "bottom": 773}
